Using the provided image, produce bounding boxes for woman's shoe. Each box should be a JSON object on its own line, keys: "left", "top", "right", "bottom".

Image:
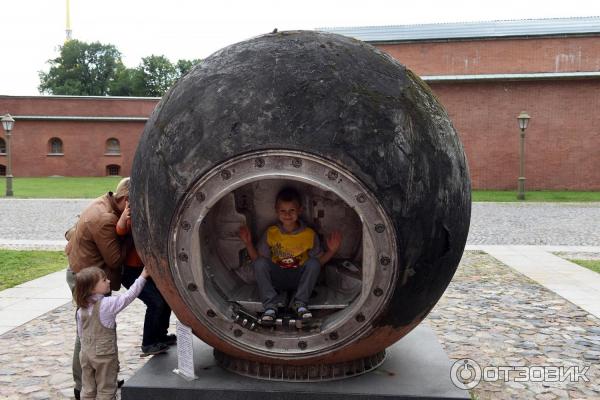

{"left": 159, "top": 334, "right": 177, "bottom": 346}
{"left": 140, "top": 342, "right": 169, "bottom": 357}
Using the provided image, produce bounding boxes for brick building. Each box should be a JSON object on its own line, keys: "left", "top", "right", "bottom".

{"left": 0, "top": 96, "right": 157, "bottom": 177}
{"left": 325, "top": 17, "right": 600, "bottom": 190}
{"left": 1, "top": 17, "right": 599, "bottom": 189}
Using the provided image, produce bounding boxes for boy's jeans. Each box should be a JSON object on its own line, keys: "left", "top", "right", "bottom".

{"left": 253, "top": 257, "right": 321, "bottom": 310}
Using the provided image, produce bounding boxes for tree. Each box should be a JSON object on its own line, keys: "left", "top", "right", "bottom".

{"left": 109, "top": 57, "right": 201, "bottom": 97}
{"left": 39, "top": 40, "right": 123, "bottom": 96}
{"left": 109, "top": 65, "right": 138, "bottom": 96}
{"left": 39, "top": 40, "right": 201, "bottom": 97}
{"left": 133, "top": 55, "right": 178, "bottom": 97}
{"left": 175, "top": 58, "right": 201, "bottom": 77}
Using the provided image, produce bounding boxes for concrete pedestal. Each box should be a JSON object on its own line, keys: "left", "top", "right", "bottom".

{"left": 122, "top": 324, "right": 469, "bottom": 399}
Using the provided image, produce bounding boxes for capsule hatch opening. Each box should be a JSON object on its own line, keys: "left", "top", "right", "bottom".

{"left": 198, "top": 179, "right": 364, "bottom": 327}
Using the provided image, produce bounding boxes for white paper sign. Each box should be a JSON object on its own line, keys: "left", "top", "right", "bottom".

{"left": 173, "top": 320, "right": 197, "bottom": 380}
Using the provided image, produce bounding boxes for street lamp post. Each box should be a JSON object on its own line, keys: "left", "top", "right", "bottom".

{"left": 1, "top": 114, "right": 15, "bottom": 197}
{"left": 517, "top": 111, "right": 531, "bottom": 200}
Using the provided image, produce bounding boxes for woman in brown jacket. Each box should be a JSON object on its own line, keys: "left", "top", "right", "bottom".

{"left": 65, "top": 178, "right": 130, "bottom": 399}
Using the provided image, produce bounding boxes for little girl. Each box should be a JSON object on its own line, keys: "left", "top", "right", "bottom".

{"left": 74, "top": 266, "right": 149, "bottom": 399}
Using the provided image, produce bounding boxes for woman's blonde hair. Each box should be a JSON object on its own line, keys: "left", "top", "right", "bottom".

{"left": 74, "top": 267, "right": 106, "bottom": 308}
{"left": 115, "top": 177, "right": 130, "bottom": 200}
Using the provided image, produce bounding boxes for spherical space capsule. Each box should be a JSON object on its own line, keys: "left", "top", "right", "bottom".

{"left": 131, "top": 30, "right": 471, "bottom": 381}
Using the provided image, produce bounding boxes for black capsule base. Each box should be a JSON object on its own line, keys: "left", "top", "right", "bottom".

{"left": 121, "top": 324, "right": 469, "bottom": 400}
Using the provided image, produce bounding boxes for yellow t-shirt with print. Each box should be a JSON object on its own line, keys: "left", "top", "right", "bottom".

{"left": 266, "top": 225, "right": 317, "bottom": 269}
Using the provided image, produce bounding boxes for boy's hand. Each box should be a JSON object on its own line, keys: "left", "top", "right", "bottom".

{"left": 326, "top": 230, "right": 342, "bottom": 253}
{"left": 238, "top": 225, "right": 252, "bottom": 245}
{"left": 140, "top": 267, "right": 149, "bottom": 279}
{"left": 319, "top": 231, "right": 343, "bottom": 266}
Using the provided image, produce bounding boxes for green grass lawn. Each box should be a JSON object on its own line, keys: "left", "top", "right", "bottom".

{"left": 472, "top": 190, "right": 600, "bottom": 202}
{"left": 0, "top": 250, "right": 67, "bottom": 290}
{"left": 1, "top": 177, "right": 600, "bottom": 201}
{"left": 568, "top": 259, "right": 600, "bottom": 274}
{"left": 0, "top": 176, "right": 122, "bottom": 198}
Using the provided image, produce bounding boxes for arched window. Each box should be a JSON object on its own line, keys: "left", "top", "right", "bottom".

{"left": 0, "top": 164, "right": 6, "bottom": 176}
{"left": 0, "top": 138, "right": 5, "bottom": 154}
{"left": 48, "top": 137, "right": 63, "bottom": 154}
{"left": 105, "top": 138, "right": 121, "bottom": 155}
{"left": 106, "top": 164, "right": 121, "bottom": 176}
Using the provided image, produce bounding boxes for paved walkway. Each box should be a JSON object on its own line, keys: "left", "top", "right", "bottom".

{"left": 0, "top": 199, "right": 88, "bottom": 242}
{"left": 468, "top": 202, "right": 600, "bottom": 246}
{"left": 428, "top": 252, "right": 600, "bottom": 400}
{"left": 0, "top": 289, "right": 157, "bottom": 399}
{"left": 0, "top": 270, "right": 71, "bottom": 336}
{"left": 1, "top": 200, "right": 599, "bottom": 399}
{"left": 1, "top": 245, "right": 599, "bottom": 337}
{"left": 1, "top": 251, "right": 599, "bottom": 399}
{"left": 2, "top": 199, "right": 600, "bottom": 246}
{"left": 480, "top": 246, "right": 600, "bottom": 318}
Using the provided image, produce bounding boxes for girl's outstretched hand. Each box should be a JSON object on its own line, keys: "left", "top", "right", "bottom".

{"left": 141, "top": 267, "right": 150, "bottom": 279}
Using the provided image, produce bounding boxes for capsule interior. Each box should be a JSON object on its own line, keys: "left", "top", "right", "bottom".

{"left": 198, "top": 179, "right": 364, "bottom": 329}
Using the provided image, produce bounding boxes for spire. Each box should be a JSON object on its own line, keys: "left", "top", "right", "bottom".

{"left": 65, "top": 0, "right": 72, "bottom": 42}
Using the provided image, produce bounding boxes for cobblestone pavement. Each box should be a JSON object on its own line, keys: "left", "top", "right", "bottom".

{"left": 0, "top": 295, "right": 163, "bottom": 399}
{"left": 1, "top": 199, "right": 599, "bottom": 246}
{"left": 427, "top": 252, "right": 600, "bottom": 400}
{"left": 468, "top": 202, "right": 600, "bottom": 246}
{"left": 1, "top": 252, "right": 599, "bottom": 399}
{"left": 0, "top": 199, "right": 88, "bottom": 242}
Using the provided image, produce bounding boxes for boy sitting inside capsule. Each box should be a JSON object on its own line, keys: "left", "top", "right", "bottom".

{"left": 239, "top": 187, "right": 342, "bottom": 325}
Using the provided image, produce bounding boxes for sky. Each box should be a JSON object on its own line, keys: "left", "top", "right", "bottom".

{"left": 2, "top": 0, "right": 600, "bottom": 96}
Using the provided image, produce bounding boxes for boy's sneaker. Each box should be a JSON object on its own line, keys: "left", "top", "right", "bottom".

{"left": 260, "top": 308, "right": 277, "bottom": 326}
{"left": 295, "top": 305, "right": 312, "bottom": 320}
{"left": 159, "top": 334, "right": 177, "bottom": 346}
{"left": 140, "top": 342, "right": 169, "bottom": 357}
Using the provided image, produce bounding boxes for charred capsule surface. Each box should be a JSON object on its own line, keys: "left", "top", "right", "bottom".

{"left": 131, "top": 30, "right": 470, "bottom": 379}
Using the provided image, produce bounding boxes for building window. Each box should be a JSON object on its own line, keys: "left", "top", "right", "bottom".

{"left": 48, "top": 137, "right": 64, "bottom": 154}
{"left": 106, "top": 164, "right": 121, "bottom": 176}
{"left": 0, "top": 138, "right": 5, "bottom": 154}
{"left": 0, "top": 164, "right": 5, "bottom": 176}
{"left": 105, "top": 138, "right": 121, "bottom": 155}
